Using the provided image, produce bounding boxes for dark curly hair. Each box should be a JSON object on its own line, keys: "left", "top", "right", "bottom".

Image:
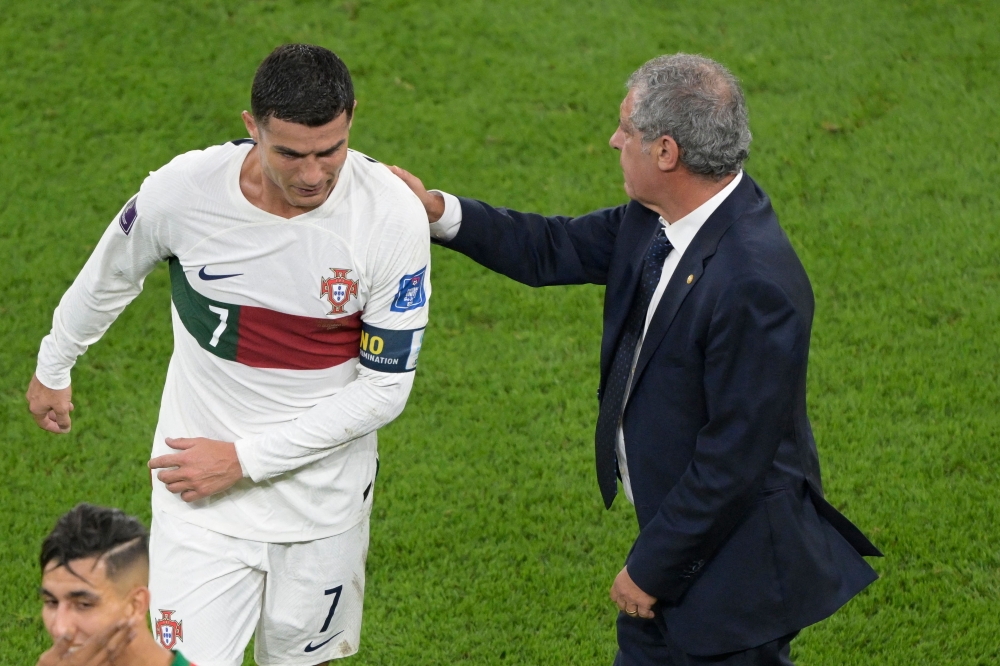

{"left": 40, "top": 504, "right": 149, "bottom": 581}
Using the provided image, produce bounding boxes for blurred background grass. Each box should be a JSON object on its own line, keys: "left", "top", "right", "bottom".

{"left": 1, "top": 0, "right": 997, "bottom": 663}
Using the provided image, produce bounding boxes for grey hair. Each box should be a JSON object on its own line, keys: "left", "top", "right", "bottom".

{"left": 626, "top": 54, "right": 751, "bottom": 179}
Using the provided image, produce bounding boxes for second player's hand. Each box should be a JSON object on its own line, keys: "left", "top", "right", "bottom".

{"left": 37, "top": 620, "right": 135, "bottom": 666}
{"left": 148, "top": 437, "right": 244, "bottom": 502}
{"left": 387, "top": 165, "right": 445, "bottom": 223}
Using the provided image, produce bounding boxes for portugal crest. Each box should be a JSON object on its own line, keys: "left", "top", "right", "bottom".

{"left": 321, "top": 268, "right": 359, "bottom": 315}
{"left": 155, "top": 609, "right": 183, "bottom": 650}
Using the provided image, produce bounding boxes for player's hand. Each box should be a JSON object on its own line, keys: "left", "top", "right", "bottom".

{"left": 26, "top": 374, "right": 74, "bottom": 434}
{"left": 149, "top": 437, "right": 244, "bottom": 502}
{"left": 387, "top": 165, "right": 445, "bottom": 223}
{"left": 610, "top": 566, "right": 657, "bottom": 619}
{"left": 37, "top": 619, "right": 135, "bottom": 665}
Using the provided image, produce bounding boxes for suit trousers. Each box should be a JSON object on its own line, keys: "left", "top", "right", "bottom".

{"left": 613, "top": 613, "right": 797, "bottom": 666}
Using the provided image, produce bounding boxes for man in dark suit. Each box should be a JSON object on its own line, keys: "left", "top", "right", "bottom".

{"left": 389, "top": 54, "right": 881, "bottom": 665}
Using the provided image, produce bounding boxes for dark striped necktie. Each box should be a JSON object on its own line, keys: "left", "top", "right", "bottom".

{"left": 594, "top": 226, "right": 673, "bottom": 508}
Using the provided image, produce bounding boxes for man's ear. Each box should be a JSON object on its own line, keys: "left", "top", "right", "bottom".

{"left": 242, "top": 111, "right": 259, "bottom": 142}
{"left": 348, "top": 99, "right": 357, "bottom": 130}
{"left": 125, "top": 586, "right": 152, "bottom": 620}
{"left": 654, "top": 135, "right": 681, "bottom": 172}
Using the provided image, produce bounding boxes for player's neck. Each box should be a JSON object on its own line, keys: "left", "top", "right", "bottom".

{"left": 120, "top": 632, "right": 175, "bottom": 666}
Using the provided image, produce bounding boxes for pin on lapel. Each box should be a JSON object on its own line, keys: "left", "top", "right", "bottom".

{"left": 687, "top": 274, "right": 694, "bottom": 284}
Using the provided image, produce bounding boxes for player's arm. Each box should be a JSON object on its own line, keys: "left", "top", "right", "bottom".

{"left": 27, "top": 188, "right": 170, "bottom": 433}
{"left": 151, "top": 192, "right": 431, "bottom": 498}
{"left": 234, "top": 199, "right": 431, "bottom": 482}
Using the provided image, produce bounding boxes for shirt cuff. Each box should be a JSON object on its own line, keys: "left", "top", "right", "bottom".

{"left": 233, "top": 438, "right": 255, "bottom": 481}
{"left": 428, "top": 191, "right": 462, "bottom": 242}
{"left": 36, "top": 337, "right": 74, "bottom": 390}
{"left": 34, "top": 366, "right": 71, "bottom": 391}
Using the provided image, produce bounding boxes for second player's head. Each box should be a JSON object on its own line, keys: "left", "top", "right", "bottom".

{"left": 244, "top": 43, "right": 356, "bottom": 210}
{"left": 39, "top": 503, "right": 151, "bottom": 649}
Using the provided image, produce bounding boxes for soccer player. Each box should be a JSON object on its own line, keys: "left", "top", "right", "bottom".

{"left": 26, "top": 44, "right": 430, "bottom": 665}
{"left": 38, "top": 503, "right": 195, "bottom": 666}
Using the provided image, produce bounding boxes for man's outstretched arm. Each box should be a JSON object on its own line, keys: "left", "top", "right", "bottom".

{"left": 390, "top": 165, "right": 622, "bottom": 287}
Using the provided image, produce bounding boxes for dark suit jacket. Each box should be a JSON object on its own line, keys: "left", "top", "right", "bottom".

{"left": 440, "top": 174, "right": 881, "bottom": 655}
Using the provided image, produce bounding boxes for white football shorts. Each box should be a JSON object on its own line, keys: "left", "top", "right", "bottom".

{"left": 149, "top": 507, "right": 370, "bottom": 666}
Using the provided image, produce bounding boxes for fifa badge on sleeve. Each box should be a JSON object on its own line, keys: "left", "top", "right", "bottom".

{"left": 390, "top": 267, "right": 427, "bottom": 312}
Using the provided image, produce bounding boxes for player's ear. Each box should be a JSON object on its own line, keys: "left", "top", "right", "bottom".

{"left": 125, "top": 586, "right": 151, "bottom": 620}
{"left": 242, "top": 111, "right": 259, "bottom": 141}
{"left": 348, "top": 100, "right": 357, "bottom": 129}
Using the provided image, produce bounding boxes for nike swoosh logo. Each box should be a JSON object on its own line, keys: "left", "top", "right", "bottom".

{"left": 304, "top": 631, "right": 343, "bottom": 653}
{"left": 199, "top": 266, "right": 243, "bottom": 281}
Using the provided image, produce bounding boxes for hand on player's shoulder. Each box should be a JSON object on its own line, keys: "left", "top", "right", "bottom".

{"left": 388, "top": 165, "right": 445, "bottom": 223}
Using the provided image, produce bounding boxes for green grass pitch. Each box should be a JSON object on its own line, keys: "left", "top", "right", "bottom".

{"left": 1, "top": 0, "right": 998, "bottom": 663}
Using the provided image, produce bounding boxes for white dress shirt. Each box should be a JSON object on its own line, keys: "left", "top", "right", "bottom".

{"left": 428, "top": 171, "right": 743, "bottom": 503}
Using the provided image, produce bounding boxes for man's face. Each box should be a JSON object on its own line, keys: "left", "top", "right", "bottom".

{"left": 245, "top": 110, "right": 354, "bottom": 210}
{"left": 40, "top": 558, "right": 134, "bottom": 650}
{"left": 609, "top": 89, "right": 660, "bottom": 203}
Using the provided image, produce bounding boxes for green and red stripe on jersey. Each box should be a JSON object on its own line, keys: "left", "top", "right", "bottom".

{"left": 169, "top": 258, "right": 361, "bottom": 370}
{"left": 171, "top": 650, "right": 195, "bottom": 666}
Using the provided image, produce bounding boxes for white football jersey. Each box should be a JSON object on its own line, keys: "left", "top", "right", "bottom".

{"left": 36, "top": 142, "right": 431, "bottom": 541}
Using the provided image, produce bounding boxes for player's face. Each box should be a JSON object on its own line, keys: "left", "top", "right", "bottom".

{"left": 609, "top": 90, "right": 660, "bottom": 204}
{"left": 247, "top": 110, "right": 354, "bottom": 210}
{"left": 40, "top": 558, "right": 136, "bottom": 650}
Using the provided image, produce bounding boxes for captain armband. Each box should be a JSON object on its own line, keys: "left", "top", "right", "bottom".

{"left": 358, "top": 324, "right": 425, "bottom": 373}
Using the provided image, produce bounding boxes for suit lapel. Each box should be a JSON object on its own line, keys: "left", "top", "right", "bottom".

{"left": 628, "top": 176, "right": 757, "bottom": 396}
{"left": 599, "top": 202, "right": 662, "bottom": 384}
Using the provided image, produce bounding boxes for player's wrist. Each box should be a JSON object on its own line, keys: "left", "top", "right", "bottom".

{"left": 31, "top": 370, "right": 72, "bottom": 393}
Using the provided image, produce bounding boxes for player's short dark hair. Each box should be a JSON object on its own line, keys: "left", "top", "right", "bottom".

{"left": 251, "top": 44, "right": 355, "bottom": 127}
{"left": 40, "top": 504, "right": 149, "bottom": 581}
